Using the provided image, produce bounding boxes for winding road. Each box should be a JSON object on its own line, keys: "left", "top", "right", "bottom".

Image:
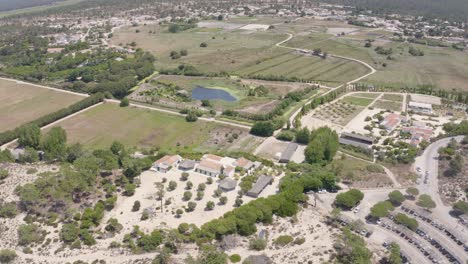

{"left": 414, "top": 136, "right": 466, "bottom": 231}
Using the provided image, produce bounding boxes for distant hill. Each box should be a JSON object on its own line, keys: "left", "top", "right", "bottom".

{"left": 0, "top": 0, "right": 66, "bottom": 12}
{"left": 322, "top": 0, "right": 468, "bottom": 21}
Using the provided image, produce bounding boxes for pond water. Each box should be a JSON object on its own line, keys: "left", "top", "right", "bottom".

{"left": 191, "top": 86, "right": 237, "bottom": 102}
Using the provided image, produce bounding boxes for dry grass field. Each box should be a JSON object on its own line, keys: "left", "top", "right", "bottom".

{"left": 110, "top": 24, "right": 287, "bottom": 73}
{"left": 48, "top": 103, "right": 261, "bottom": 152}
{"left": 0, "top": 79, "right": 83, "bottom": 132}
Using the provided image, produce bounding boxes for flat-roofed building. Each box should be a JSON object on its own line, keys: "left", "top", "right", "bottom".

{"left": 279, "top": 143, "right": 298, "bottom": 163}
{"left": 408, "top": 101, "right": 433, "bottom": 114}
{"left": 246, "top": 175, "right": 273, "bottom": 198}
{"left": 339, "top": 132, "right": 373, "bottom": 150}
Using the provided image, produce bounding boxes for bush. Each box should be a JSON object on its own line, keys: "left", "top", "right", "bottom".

{"left": 249, "top": 238, "right": 267, "bottom": 250}
{"left": 206, "top": 201, "right": 215, "bottom": 210}
{"left": 276, "top": 130, "right": 295, "bottom": 141}
{"left": 183, "top": 191, "right": 192, "bottom": 201}
{"left": 180, "top": 172, "right": 189, "bottom": 181}
{"left": 120, "top": 98, "right": 129, "bottom": 107}
{"left": 394, "top": 213, "right": 418, "bottom": 231}
{"left": 0, "top": 202, "right": 17, "bottom": 218}
{"left": 132, "top": 201, "right": 141, "bottom": 212}
{"left": 293, "top": 237, "right": 306, "bottom": 245}
{"left": 186, "top": 111, "right": 198, "bottom": 122}
{"left": 452, "top": 201, "right": 468, "bottom": 215}
{"left": 219, "top": 196, "right": 227, "bottom": 205}
{"left": 230, "top": 254, "right": 241, "bottom": 263}
{"left": 388, "top": 190, "right": 405, "bottom": 205}
{"left": 18, "top": 224, "right": 45, "bottom": 245}
{"left": 0, "top": 249, "right": 17, "bottom": 263}
{"left": 274, "top": 235, "right": 293, "bottom": 246}
{"left": 200, "top": 42, "right": 208, "bottom": 47}
{"left": 370, "top": 201, "right": 394, "bottom": 218}
{"left": 335, "top": 189, "right": 364, "bottom": 209}
{"left": 417, "top": 194, "right": 436, "bottom": 209}
{"left": 187, "top": 201, "right": 197, "bottom": 212}
{"left": 168, "top": 181, "right": 177, "bottom": 191}
{"left": 406, "top": 187, "right": 419, "bottom": 197}
{"left": 60, "top": 223, "right": 80, "bottom": 243}
{"left": 250, "top": 121, "right": 275, "bottom": 137}
{"left": 0, "top": 169, "right": 8, "bottom": 180}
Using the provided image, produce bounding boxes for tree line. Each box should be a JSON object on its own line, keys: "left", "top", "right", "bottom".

{"left": 0, "top": 93, "right": 104, "bottom": 146}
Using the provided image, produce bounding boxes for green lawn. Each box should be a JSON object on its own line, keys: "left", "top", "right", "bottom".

{"left": 48, "top": 103, "right": 252, "bottom": 152}
{"left": 341, "top": 96, "right": 374, "bottom": 107}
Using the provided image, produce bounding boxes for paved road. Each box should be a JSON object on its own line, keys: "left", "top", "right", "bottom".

{"left": 414, "top": 136, "right": 466, "bottom": 231}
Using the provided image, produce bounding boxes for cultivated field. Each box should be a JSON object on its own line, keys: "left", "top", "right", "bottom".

{"left": 310, "top": 101, "right": 364, "bottom": 126}
{"left": 0, "top": 79, "right": 83, "bottom": 132}
{"left": 48, "top": 103, "right": 261, "bottom": 152}
{"left": 234, "top": 51, "right": 370, "bottom": 86}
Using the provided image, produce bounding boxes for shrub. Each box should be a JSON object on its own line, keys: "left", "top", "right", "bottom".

{"left": 219, "top": 196, "right": 227, "bottom": 205}
{"left": 120, "top": 98, "right": 129, "bottom": 107}
{"left": 200, "top": 42, "right": 208, "bottom": 47}
{"left": 293, "top": 237, "right": 306, "bottom": 245}
{"left": 60, "top": 223, "right": 79, "bottom": 243}
{"left": 206, "top": 201, "right": 215, "bottom": 210}
{"left": 0, "top": 202, "right": 17, "bottom": 218}
{"left": 206, "top": 177, "right": 213, "bottom": 184}
{"left": 370, "top": 201, "right": 394, "bottom": 218}
{"left": 276, "top": 130, "right": 295, "bottom": 141}
{"left": 229, "top": 254, "right": 241, "bottom": 263}
{"left": 0, "top": 249, "right": 17, "bottom": 263}
{"left": 274, "top": 235, "right": 293, "bottom": 246}
{"left": 187, "top": 202, "right": 197, "bottom": 212}
{"left": 18, "top": 224, "right": 45, "bottom": 246}
{"left": 388, "top": 190, "right": 405, "bottom": 205}
{"left": 249, "top": 238, "right": 267, "bottom": 250}
{"left": 335, "top": 189, "right": 364, "bottom": 209}
{"left": 132, "top": 201, "right": 141, "bottom": 212}
{"left": 405, "top": 187, "right": 419, "bottom": 197}
{"left": 394, "top": 213, "right": 418, "bottom": 231}
{"left": 452, "top": 201, "right": 468, "bottom": 215}
{"left": 180, "top": 172, "right": 189, "bottom": 181}
{"left": 0, "top": 169, "right": 8, "bottom": 180}
{"left": 186, "top": 111, "right": 198, "bottom": 122}
{"left": 168, "top": 181, "right": 177, "bottom": 191}
{"left": 183, "top": 191, "right": 192, "bottom": 201}
{"left": 417, "top": 194, "right": 436, "bottom": 209}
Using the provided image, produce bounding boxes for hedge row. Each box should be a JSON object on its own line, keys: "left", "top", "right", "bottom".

{"left": 0, "top": 93, "right": 104, "bottom": 146}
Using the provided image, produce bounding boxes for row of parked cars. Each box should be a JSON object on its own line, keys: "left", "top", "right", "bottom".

{"left": 379, "top": 219, "right": 445, "bottom": 264}
{"left": 401, "top": 205, "right": 467, "bottom": 251}
{"left": 414, "top": 227, "right": 462, "bottom": 264}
